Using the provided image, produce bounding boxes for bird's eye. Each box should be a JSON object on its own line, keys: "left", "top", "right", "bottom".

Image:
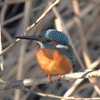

{"left": 46, "top": 39, "right": 51, "bottom": 42}
{"left": 39, "top": 38, "right": 46, "bottom": 42}
{"left": 39, "top": 37, "right": 51, "bottom": 43}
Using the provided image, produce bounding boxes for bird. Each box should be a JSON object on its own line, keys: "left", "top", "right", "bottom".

{"left": 14, "top": 29, "right": 74, "bottom": 82}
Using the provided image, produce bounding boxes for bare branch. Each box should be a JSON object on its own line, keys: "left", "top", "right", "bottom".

{"left": 0, "top": 70, "right": 100, "bottom": 90}
{"left": 0, "top": 14, "right": 4, "bottom": 70}
{"left": 19, "top": 87, "right": 100, "bottom": 100}
{"left": 20, "top": 87, "right": 74, "bottom": 100}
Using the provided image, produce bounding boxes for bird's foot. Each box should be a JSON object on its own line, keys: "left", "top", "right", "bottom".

{"left": 57, "top": 74, "right": 61, "bottom": 81}
{"left": 48, "top": 74, "right": 61, "bottom": 82}
{"left": 48, "top": 74, "right": 52, "bottom": 83}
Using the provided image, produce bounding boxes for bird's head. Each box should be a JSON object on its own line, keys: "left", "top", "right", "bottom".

{"left": 15, "top": 29, "right": 69, "bottom": 49}
{"left": 37, "top": 29, "right": 70, "bottom": 50}
{"left": 39, "top": 29, "right": 69, "bottom": 46}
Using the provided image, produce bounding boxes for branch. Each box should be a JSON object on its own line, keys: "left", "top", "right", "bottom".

{"left": 20, "top": 87, "right": 74, "bottom": 100}
{"left": 0, "top": 21, "right": 4, "bottom": 70}
{"left": 0, "top": 70, "right": 100, "bottom": 90}
{"left": 0, "top": 0, "right": 60, "bottom": 56}
{"left": 20, "top": 87, "right": 100, "bottom": 100}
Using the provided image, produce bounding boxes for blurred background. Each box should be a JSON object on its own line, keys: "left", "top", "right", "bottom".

{"left": 0, "top": 0, "right": 100, "bottom": 100}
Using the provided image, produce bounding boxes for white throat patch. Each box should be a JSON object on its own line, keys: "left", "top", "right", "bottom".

{"left": 37, "top": 41, "right": 44, "bottom": 48}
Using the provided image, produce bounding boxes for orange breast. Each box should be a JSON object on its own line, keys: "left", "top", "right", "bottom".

{"left": 36, "top": 48, "right": 72, "bottom": 75}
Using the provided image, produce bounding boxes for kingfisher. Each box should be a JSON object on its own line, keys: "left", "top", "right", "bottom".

{"left": 15, "top": 29, "right": 74, "bottom": 82}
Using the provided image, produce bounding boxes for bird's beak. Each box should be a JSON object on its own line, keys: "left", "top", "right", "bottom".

{"left": 14, "top": 36, "right": 40, "bottom": 41}
{"left": 14, "top": 36, "right": 45, "bottom": 48}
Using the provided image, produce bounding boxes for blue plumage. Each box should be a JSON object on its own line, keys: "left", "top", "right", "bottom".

{"left": 39, "top": 29, "right": 74, "bottom": 67}
{"left": 39, "top": 29, "right": 69, "bottom": 46}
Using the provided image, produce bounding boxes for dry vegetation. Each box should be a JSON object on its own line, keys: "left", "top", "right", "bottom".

{"left": 0, "top": 0, "right": 100, "bottom": 100}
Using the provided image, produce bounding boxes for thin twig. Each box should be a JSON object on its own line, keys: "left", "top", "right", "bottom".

{"left": 1, "top": 27, "right": 14, "bottom": 43}
{"left": 72, "top": 0, "right": 91, "bottom": 67}
{"left": 20, "top": 87, "right": 100, "bottom": 100}
{"left": 62, "top": 79, "right": 84, "bottom": 98}
{"left": 0, "top": 0, "right": 60, "bottom": 56}
{"left": 2, "top": 4, "right": 46, "bottom": 26}
{"left": 0, "top": 70, "right": 100, "bottom": 90}
{"left": 0, "top": 13, "right": 4, "bottom": 70}
{"left": 20, "top": 87, "right": 74, "bottom": 100}
{"left": 21, "top": 86, "right": 36, "bottom": 100}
